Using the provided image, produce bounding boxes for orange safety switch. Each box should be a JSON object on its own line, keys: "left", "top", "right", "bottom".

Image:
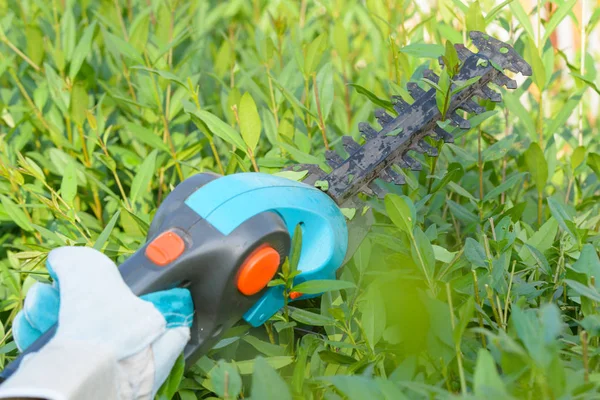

{"left": 145, "top": 231, "right": 186, "bottom": 266}
{"left": 237, "top": 246, "right": 280, "bottom": 295}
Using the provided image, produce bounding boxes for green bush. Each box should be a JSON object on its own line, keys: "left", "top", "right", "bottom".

{"left": 1, "top": 0, "right": 600, "bottom": 399}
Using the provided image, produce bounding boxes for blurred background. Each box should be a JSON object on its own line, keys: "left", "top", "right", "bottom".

{"left": 1, "top": 1, "right": 600, "bottom": 399}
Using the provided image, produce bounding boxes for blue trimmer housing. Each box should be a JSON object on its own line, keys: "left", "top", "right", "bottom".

{"left": 0, "top": 172, "right": 348, "bottom": 379}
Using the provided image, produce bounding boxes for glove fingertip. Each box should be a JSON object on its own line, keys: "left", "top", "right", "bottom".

{"left": 13, "top": 311, "right": 43, "bottom": 352}
{"left": 23, "top": 283, "right": 60, "bottom": 333}
{"left": 141, "top": 288, "right": 194, "bottom": 328}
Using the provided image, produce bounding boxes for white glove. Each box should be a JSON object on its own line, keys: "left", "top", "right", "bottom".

{"left": 0, "top": 247, "right": 194, "bottom": 400}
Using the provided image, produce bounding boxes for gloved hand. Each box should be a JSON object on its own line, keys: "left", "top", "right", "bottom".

{"left": 0, "top": 246, "right": 194, "bottom": 400}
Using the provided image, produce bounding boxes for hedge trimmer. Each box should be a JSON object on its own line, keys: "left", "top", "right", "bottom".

{"left": 0, "top": 31, "right": 531, "bottom": 381}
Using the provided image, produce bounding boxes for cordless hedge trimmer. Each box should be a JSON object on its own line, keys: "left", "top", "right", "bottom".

{"left": 0, "top": 31, "right": 531, "bottom": 381}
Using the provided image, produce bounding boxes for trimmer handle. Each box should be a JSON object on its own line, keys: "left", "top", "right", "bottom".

{"left": 0, "top": 172, "right": 348, "bottom": 382}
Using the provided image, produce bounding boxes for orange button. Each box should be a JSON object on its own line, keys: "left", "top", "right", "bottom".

{"left": 237, "top": 246, "right": 281, "bottom": 295}
{"left": 289, "top": 291, "right": 303, "bottom": 300}
{"left": 145, "top": 231, "right": 185, "bottom": 266}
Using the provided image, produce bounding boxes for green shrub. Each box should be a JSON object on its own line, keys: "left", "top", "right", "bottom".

{"left": 1, "top": 0, "right": 600, "bottom": 399}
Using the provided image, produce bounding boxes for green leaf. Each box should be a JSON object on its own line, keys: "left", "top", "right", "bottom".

{"left": 235, "top": 356, "right": 293, "bottom": 375}
{"left": 318, "top": 350, "right": 358, "bottom": 365}
{"left": 524, "top": 143, "right": 547, "bottom": 195}
{"left": 524, "top": 37, "right": 546, "bottom": 90}
{"left": 69, "top": 21, "right": 97, "bottom": 80}
{"left": 313, "top": 63, "right": 334, "bottom": 120}
{"left": 290, "top": 308, "right": 335, "bottom": 326}
{"left": 93, "top": 210, "right": 121, "bottom": 251}
{"left": 547, "top": 196, "right": 577, "bottom": 240}
{"left": 466, "top": 1, "right": 485, "bottom": 32}
{"left": 398, "top": 43, "right": 444, "bottom": 58}
{"left": 272, "top": 170, "right": 308, "bottom": 181}
{"left": 587, "top": 153, "right": 600, "bottom": 177}
{"left": 484, "top": 0, "right": 515, "bottom": 25}
{"left": 546, "top": 90, "right": 585, "bottom": 136}
{"left": 569, "top": 244, "right": 600, "bottom": 288}
{"left": 482, "top": 135, "right": 517, "bottom": 162}
{"left": 185, "top": 107, "right": 247, "bottom": 152}
{"left": 61, "top": 8, "right": 76, "bottom": 62}
{"left": 523, "top": 244, "right": 552, "bottom": 276}
{"left": 304, "top": 33, "right": 327, "bottom": 75}
{"left": 251, "top": 357, "right": 292, "bottom": 400}
{"left": 502, "top": 92, "right": 536, "bottom": 140}
{"left": 129, "top": 150, "right": 157, "bottom": 205}
{"left": 465, "top": 237, "right": 487, "bottom": 268}
{"left": 0, "top": 196, "right": 33, "bottom": 232}
{"left": 384, "top": 194, "right": 415, "bottom": 235}
{"left": 571, "top": 146, "right": 586, "bottom": 172}
{"left": 60, "top": 161, "right": 78, "bottom": 206}
{"left": 208, "top": 360, "right": 243, "bottom": 399}
{"left": 361, "top": 286, "right": 386, "bottom": 349}
{"left": 454, "top": 297, "right": 475, "bottom": 346}
{"left": 483, "top": 172, "right": 527, "bottom": 202}
{"left": 433, "top": 245, "right": 457, "bottom": 263}
{"left": 242, "top": 336, "right": 286, "bottom": 357}
{"left": 473, "top": 349, "right": 509, "bottom": 398}
{"left": 333, "top": 21, "right": 349, "bottom": 60}
{"left": 353, "top": 238, "right": 371, "bottom": 272}
{"left": 238, "top": 92, "right": 262, "bottom": 152}
{"left": 156, "top": 353, "right": 185, "bottom": 400}
{"left": 518, "top": 218, "right": 558, "bottom": 266}
{"left": 124, "top": 123, "right": 170, "bottom": 153}
{"left": 102, "top": 30, "right": 144, "bottom": 64}
{"left": 292, "top": 279, "right": 355, "bottom": 294}
{"left": 324, "top": 376, "right": 383, "bottom": 400}
{"left": 45, "top": 62, "right": 69, "bottom": 114}
{"left": 411, "top": 227, "right": 435, "bottom": 280}
{"left": 25, "top": 26, "right": 44, "bottom": 67}
{"left": 70, "top": 82, "right": 88, "bottom": 125}
{"left": 289, "top": 223, "right": 303, "bottom": 275}
{"left": 447, "top": 199, "right": 479, "bottom": 224}
{"left": 431, "top": 163, "right": 464, "bottom": 193}
{"left": 443, "top": 41, "right": 460, "bottom": 77}
{"left": 341, "top": 207, "right": 356, "bottom": 220}
{"left": 541, "top": 0, "right": 577, "bottom": 46}
{"left": 565, "top": 279, "right": 600, "bottom": 302}
{"left": 314, "top": 180, "right": 329, "bottom": 191}
{"left": 130, "top": 66, "right": 187, "bottom": 89}
{"left": 509, "top": 1, "right": 535, "bottom": 39}
{"left": 347, "top": 83, "right": 395, "bottom": 112}
{"left": 451, "top": 76, "right": 481, "bottom": 95}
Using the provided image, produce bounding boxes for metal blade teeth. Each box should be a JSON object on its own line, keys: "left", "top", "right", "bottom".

{"left": 412, "top": 140, "right": 438, "bottom": 157}
{"left": 285, "top": 163, "right": 325, "bottom": 185}
{"left": 469, "top": 31, "right": 533, "bottom": 76}
{"left": 453, "top": 45, "right": 475, "bottom": 63}
{"left": 368, "top": 182, "right": 387, "bottom": 199}
{"left": 326, "top": 150, "right": 344, "bottom": 169}
{"left": 358, "top": 122, "right": 379, "bottom": 141}
{"left": 407, "top": 82, "right": 426, "bottom": 100}
{"left": 479, "top": 85, "right": 502, "bottom": 102}
{"left": 493, "top": 73, "right": 517, "bottom": 89}
{"left": 423, "top": 69, "right": 439, "bottom": 83}
{"left": 430, "top": 127, "right": 454, "bottom": 143}
{"left": 375, "top": 108, "right": 394, "bottom": 126}
{"left": 342, "top": 136, "right": 361, "bottom": 154}
{"left": 459, "top": 100, "right": 486, "bottom": 114}
{"left": 449, "top": 113, "right": 471, "bottom": 129}
{"left": 381, "top": 167, "right": 406, "bottom": 185}
{"left": 360, "top": 185, "right": 375, "bottom": 197}
{"left": 287, "top": 32, "right": 530, "bottom": 204}
{"left": 402, "top": 154, "right": 422, "bottom": 171}
{"left": 392, "top": 96, "right": 409, "bottom": 113}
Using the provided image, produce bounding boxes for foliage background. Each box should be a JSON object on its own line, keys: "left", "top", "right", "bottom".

{"left": 1, "top": 0, "right": 600, "bottom": 398}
